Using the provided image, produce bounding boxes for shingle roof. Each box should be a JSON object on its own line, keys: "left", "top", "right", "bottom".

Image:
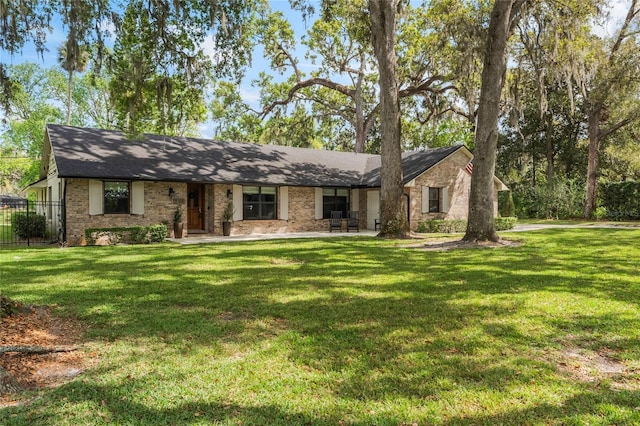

{"left": 46, "top": 124, "right": 467, "bottom": 188}
{"left": 361, "top": 145, "right": 466, "bottom": 187}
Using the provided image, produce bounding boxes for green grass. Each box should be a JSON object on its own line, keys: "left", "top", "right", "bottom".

{"left": 1, "top": 229, "right": 639, "bottom": 425}
{"left": 517, "top": 218, "right": 640, "bottom": 227}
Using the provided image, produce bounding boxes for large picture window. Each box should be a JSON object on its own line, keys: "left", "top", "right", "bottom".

{"left": 104, "top": 181, "right": 130, "bottom": 214}
{"left": 243, "top": 186, "right": 277, "bottom": 220}
{"left": 323, "top": 188, "right": 350, "bottom": 219}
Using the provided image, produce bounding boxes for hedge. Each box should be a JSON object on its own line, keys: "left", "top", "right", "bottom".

{"left": 11, "top": 212, "right": 47, "bottom": 239}
{"left": 599, "top": 181, "right": 640, "bottom": 220}
{"left": 417, "top": 217, "right": 517, "bottom": 233}
{"left": 84, "top": 224, "right": 168, "bottom": 245}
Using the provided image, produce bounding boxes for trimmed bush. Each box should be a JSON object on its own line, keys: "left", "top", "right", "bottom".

{"left": 417, "top": 219, "right": 467, "bottom": 233}
{"left": 495, "top": 216, "right": 517, "bottom": 231}
{"left": 11, "top": 212, "right": 46, "bottom": 239}
{"left": 418, "top": 217, "right": 517, "bottom": 233}
{"left": 84, "top": 224, "right": 168, "bottom": 245}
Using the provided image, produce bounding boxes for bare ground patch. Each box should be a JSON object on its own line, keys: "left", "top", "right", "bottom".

{"left": 403, "top": 237, "right": 523, "bottom": 251}
{"left": 0, "top": 305, "right": 96, "bottom": 408}
{"left": 543, "top": 343, "right": 639, "bottom": 391}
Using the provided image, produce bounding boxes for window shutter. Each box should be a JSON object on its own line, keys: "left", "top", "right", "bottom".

{"left": 421, "top": 186, "right": 429, "bottom": 213}
{"left": 279, "top": 186, "right": 289, "bottom": 220}
{"left": 315, "top": 188, "right": 323, "bottom": 219}
{"left": 442, "top": 187, "right": 449, "bottom": 213}
{"left": 232, "top": 185, "right": 243, "bottom": 221}
{"left": 351, "top": 189, "right": 359, "bottom": 212}
{"left": 88, "top": 180, "right": 103, "bottom": 215}
{"left": 131, "top": 181, "right": 144, "bottom": 215}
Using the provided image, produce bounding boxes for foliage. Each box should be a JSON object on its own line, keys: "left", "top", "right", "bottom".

{"left": 222, "top": 199, "right": 234, "bottom": 222}
{"left": 417, "top": 219, "right": 467, "bottom": 233}
{"left": 84, "top": 225, "right": 168, "bottom": 245}
{"left": 498, "top": 190, "right": 516, "bottom": 218}
{"left": 2, "top": 230, "right": 640, "bottom": 424}
{"left": 11, "top": 212, "right": 46, "bottom": 239}
{"left": 599, "top": 181, "right": 640, "bottom": 220}
{"left": 173, "top": 206, "right": 183, "bottom": 224}
{"left": 494, "top": 216, "right": 517, "bottom": 231}
{"left": 418, "top": 217, "right": 517, "bottom": 233}
{"left": 511, "top": 179, "right": 585, "bottom": 219}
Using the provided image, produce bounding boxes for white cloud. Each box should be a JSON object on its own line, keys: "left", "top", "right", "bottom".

{"left": 592, "top": 0, "right": 631, "bottom": 37}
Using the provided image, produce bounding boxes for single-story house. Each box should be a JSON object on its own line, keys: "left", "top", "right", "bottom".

{"left": 27, "top": 124, "right": 507, "bottom": 245}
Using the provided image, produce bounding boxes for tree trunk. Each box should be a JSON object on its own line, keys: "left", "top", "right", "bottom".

{"left": 370, "top": 0, "right": 408, "bottom": 238}
{"left": 545, "top": 111, "right": 555, "bottom": 180}
{"left": 584, "top": 106, "right": 601, "bottom": 218}
{"left": 464, "top": 0, "right": 521, "bottom": 242}
{"left": 66, "top": 69, "right": 73, "bottom": 125}
{"left": 354, "top": 69, "right": 366, "bottom": 154}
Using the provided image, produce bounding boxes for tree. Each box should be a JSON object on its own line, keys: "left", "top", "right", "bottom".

{"left": 464, "top": 0, "right": 525, "bottom": 243}
{"left": 580, "top": 0, "right": 640, "bottom": 217}
{"left": 58, "top": 39, "right": 90, "bottom": 125}
{"left": 370, "top": 0, "right": 409, "bottom": 238}
{"left": 108, "top": 1, "right": 211, "bottom": 136}
{"left": 0, "top": 64, "right": 66, "bottom": 190}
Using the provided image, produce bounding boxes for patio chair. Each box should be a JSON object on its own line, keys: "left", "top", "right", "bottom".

{"left": 329, "top": 211, "right": 342, "bottom": 232}
{"left": 346, "top": 211, "right": 359, "bottom": 232}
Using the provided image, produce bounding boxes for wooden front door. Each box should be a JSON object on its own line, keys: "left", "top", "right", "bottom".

{"left": 187, "top": 184, "right": 205, "bottom": 231}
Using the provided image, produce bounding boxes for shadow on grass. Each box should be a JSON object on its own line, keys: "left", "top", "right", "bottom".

{"left": 1, "top": 229, "right": 640, "bottom": 424}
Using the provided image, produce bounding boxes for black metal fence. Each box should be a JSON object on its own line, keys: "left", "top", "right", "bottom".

{"left": 0, "top": 200, "right": 64, "bottom": 246}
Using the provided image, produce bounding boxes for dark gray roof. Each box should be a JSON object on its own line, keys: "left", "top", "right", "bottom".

{"left": 361, "top": 145, "right": 465, "bottom": 187}
{"left": 46, "top": 124, "right": 466, "bottom": 188}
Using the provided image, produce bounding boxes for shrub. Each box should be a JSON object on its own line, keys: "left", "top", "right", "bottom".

{"left": 417, "top": 219, "right": 467, "bottom": 233}
{"left": 511, "top": 179, "right": 584, "bottom": 219}
{"left": 498, "top": 191, "right": 516, "bottom": 218}
{"left": 495, "top": 217, "right": 517, "bottom": 231}
{"left": 599, "top": 181, "right": 640, "bottom": 220}
{"left": 84, "top": 224, "right": 168, "bottom": 245}
{"left": 418, "top": 217, "right": 517, "bottom": 233}
{"left": 11, "top": 212, "right": 46, "bottom": 239}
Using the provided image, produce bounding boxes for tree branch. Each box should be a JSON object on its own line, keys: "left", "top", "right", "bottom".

{"left": 599, "top": 113, "right": 639, "bottom": 139}
{"left": 0, "top": 345, "right": 79, "bottom": 354}
{"left": 261, "top": 78, "right": 355, "bottom": 118}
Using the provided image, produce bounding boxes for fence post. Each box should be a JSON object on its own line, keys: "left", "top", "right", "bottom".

{"left": 26, "top": 200, "right": 30, "bottom": 247}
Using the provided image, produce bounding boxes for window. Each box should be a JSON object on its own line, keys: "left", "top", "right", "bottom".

{"left": 104, "top": 181, "right": 130, "bottom": 214}
{"left": 243, "top": 186, "right": 277, "bottom": 220}
{"left": 429, "top": 187, "right": 440, "bottom": 213}
{"left": 323, "top": 188, "right": 350, "bottom": 219}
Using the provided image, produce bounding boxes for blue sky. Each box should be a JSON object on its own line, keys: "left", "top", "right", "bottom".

{"left": 0, "top": 0, "right": 629, "bottom": 137}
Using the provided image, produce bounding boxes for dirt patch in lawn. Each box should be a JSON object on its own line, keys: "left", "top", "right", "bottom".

{"left": 404, "top": 238, "right": 523, "bottom": 251}
{"left": 544, "top": 342, "right": 639, "bottom": 391}
{"left": 0, "top": 305, "right": 95, "bottom": 408}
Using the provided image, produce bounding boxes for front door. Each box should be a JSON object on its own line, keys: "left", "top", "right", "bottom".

{"left": 187, "top": 184, "right": 205, "bottom": 231}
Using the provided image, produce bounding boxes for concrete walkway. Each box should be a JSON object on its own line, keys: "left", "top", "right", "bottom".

{"left": 168, "top": 230, "right": 379, "bottom": 244}
{"left": 167, "top": 222, "right": 639, "bottom": 244}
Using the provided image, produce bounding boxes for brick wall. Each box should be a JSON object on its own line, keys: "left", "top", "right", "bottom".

{"left": 64, "top": 154, "right": 501, "bottom": 243}
{"left": 408, "top": 149, "right": 500, "bottom": 230}
{"left": 220, "top": 185, "right": 331, "bottom": 236}
{"left": 65, "top": 179, "right": 186, "bottom": 245}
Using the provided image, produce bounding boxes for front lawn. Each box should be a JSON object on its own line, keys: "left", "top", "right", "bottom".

{"left": 1, "top": 229, "right": 639, "bottom": 425}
